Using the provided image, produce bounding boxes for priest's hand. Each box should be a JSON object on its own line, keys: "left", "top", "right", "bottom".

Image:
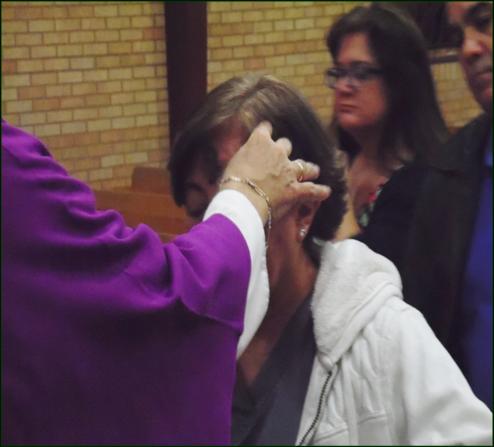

{"left": 220, "top": 122, "right": 331, "bottom": 224}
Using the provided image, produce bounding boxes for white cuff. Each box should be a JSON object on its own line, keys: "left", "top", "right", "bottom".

{"left": 204, "top": 189, "right": 269, "bottom": 358}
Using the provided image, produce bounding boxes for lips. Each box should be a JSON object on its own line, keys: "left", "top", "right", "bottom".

{"left": 476, "top": 63, "right": 492, "bottom": 73}
{"left": 336, "top": 103, "right": 356, "bottom": 112}
{"left": 475, "top": 66, "right": 491, "bottom": 76}
{"left": 471, "top": 58, "right": 492, "bottom": 83}
{"left": 473, "top": 68, "right": 492, "bottom": 87}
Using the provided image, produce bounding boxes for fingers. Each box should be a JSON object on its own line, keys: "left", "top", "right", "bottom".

{"left": 255, "top": 121, "right": 273, "bottom": 138}
{"left": 249, "top": 121, "right": 293, "bottom": 157}
{"left": 293, "top": 160, "right": 304, "bottom": 181}
{"left": 275, "top": 137, "right": 292, "bottom": 157}
{"left": 291, "top": 160, "right": 320, "bottom": 182}
{"left": 301, "top": 161, "right": 320, "bottom": 181}
{"left": 250, "top": 121, "right": 292, "bottom": 157}
{"left": 293, "top": 182, "right": 332, "bottom": 203}
{"left": 290, "top": 160, "right": 330, "bottom": 202}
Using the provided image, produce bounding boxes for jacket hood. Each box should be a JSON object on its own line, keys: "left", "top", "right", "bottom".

{"left": 311, "top": 239, "right": 402, "bottom": 370}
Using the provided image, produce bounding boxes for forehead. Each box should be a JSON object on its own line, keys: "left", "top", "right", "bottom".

{"left": 336, "top": 32, "right": 375, "bottom": 63}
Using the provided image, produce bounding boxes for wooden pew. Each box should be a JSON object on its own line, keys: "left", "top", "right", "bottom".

{"left": 131, "top": 166, "right": 170, "bottom": 194}
{"left": 158, "top": 232, "right": 179, "bottom": 243}
{"left": 94, "top": 189, "right": 190, "bottom": 238}
{"left": 94, "top": 190, "right": 184, "bottom": 219}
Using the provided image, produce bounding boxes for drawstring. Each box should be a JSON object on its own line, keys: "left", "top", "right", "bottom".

{"left": 297, "top": 370, "right": 332, "bottom": 446}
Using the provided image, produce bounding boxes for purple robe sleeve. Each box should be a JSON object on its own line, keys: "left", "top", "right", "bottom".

{"left": 1, "top": 121, "right": 252, "bottom": 444}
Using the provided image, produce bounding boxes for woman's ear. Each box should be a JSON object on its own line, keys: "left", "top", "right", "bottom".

{"left": 296, "top": 201, "right": 320, "bottom": 242}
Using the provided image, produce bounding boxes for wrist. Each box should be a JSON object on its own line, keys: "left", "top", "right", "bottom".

{"left": 219, "top": 182, "right": 269, "bottom": 223}
{"left": 219, "top": 177, "right": 272, "bottom": 247}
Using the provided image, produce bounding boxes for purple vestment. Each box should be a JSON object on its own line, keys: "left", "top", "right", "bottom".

{"left": 2, "top": 121, "right": 251, "bottom": 444}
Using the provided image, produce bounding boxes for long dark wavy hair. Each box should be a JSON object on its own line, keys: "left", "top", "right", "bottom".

{"left": 327, "top": 4, "right": 449, "bottom": 168}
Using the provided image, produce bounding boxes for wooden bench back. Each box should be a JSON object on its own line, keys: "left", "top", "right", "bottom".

{"left": 94, "top": 190, "right": 183, "bottom": 217}
{"left": 94, "top": 189, "right": 190, "bottom": 237}
{"left": 131, "top": 166, "right": 171, "bottom": 194}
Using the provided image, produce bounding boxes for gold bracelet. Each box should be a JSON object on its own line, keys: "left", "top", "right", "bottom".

{"left": 219, "top": 176, "right": 272, "bottom": 248}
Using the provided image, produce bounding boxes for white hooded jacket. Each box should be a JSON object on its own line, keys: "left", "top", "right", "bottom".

{"left": 296, "top": 240, "right": 492, "bottom": 445}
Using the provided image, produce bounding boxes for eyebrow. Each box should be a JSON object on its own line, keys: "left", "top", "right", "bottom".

{"left": 464, "top": 2, "right": 491, "bottom": 24}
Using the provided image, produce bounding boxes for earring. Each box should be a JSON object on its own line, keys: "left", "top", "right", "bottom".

{"left": 299, "top": 228, "right": 307, "bottom": 239}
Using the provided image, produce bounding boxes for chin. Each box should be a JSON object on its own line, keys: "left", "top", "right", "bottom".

{"left": 470, "top": 76, "right": 492, "bottom": 111}
{"left": 338, "top": 120, "right": 366, "bottom": 135}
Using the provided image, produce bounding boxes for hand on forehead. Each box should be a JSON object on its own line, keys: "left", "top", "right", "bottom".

{"left": 211, "top": 119, "right": 249, "bottom": 169}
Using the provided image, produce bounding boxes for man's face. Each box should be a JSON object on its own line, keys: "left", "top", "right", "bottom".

{"left": 448, "top": 2, "right": 492, "bottom": 116}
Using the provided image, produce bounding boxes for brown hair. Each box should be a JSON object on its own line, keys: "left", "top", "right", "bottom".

{"left": 327, "top": 4, "right": 449, "bottom": 168}
{"left": 168, "top": 74, "right": 347, "bottom": 263}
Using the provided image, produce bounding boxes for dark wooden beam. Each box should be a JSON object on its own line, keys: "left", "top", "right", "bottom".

{"left": 165, "top": 2, "right": 208, "bottom": 144}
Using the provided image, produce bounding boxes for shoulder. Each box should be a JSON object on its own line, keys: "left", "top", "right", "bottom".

{"left": 358, "top": 298, "right": 435, "bottom": 369}
{"left": 363, "top": 297, "right": 422, "bottom": 343}
{"left": 369, "top": 298, "right": 455, "bottom": 375}
{"left": 372, "top": 297, "right": 426, "bottom": 335}
{"left": 431, "top": 114, "right": 491, "bottom": 170}
{"left": 452, "top": 114, "right": 491, "bottom": 145}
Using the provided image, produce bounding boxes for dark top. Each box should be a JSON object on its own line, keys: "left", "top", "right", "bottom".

{"left": 232, "top": 296, "right": 316, "bottom": 445}
{"left": 403, "top": 114, "right": 492, "bottom": 371}
{"left": 354, "top": 163, "right": 429, "bottom": 275}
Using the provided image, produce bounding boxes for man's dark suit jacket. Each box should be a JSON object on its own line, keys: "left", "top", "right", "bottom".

{"left": 403, "top": 113, "right": 491, "bottom": 369}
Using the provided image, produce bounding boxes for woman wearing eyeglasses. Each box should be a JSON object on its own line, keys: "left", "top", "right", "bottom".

{"left": 327, "top": 5, "right": 449, "bottom": 276}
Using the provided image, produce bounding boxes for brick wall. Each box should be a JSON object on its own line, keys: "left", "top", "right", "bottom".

{"left": 2, "top": 2, "right": 482, "bottom": 190}
{"left": 207, "top": 1, "right": 481, "bottom": 131}
{"left": 432, "top": 62, "right": 481, "bottom": 129}
{"left": 1, "top": 1, "right": 169, "bottom": 189}
{"left": 207, "top": 1, "right": 362, "bottom": 126}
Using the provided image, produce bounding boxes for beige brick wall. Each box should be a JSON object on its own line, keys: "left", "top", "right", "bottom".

{"left": 1, "top": 1, "right": 169, "bottom": 190}
{"left": 207, "top": 1, "right": 481, "bottom": 132}
{"left": 1, "top": 1, "right": 483, "bottom": 191}
{"left": 432, "top": 61, "right": 481, "bottom": 129}
{"left": 207, "top": 1, "right": 355, "bottom": 125}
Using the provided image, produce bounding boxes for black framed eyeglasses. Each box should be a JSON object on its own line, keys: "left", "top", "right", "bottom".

{"left": 325, "top": 64, "right": 383, "bottom": 89}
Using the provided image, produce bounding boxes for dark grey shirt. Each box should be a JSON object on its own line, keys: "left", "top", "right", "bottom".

{"left": 231, "top": 296, "right": 316, "bottom": 445}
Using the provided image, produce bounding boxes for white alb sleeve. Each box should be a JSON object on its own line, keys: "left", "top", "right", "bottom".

{"left": 204, "top": 189, "right": 269, "bottom": 358}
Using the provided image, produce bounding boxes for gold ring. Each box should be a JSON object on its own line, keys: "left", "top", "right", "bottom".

{"left": 294, "top": 160, "right": 304, "bottom": 182}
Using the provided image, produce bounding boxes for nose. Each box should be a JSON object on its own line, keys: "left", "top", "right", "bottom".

{"left": 334, "top": 77, "right": 355, "bottom": 94}
{"left": 461, "top": 27, "right": 487, "bottom": 61}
